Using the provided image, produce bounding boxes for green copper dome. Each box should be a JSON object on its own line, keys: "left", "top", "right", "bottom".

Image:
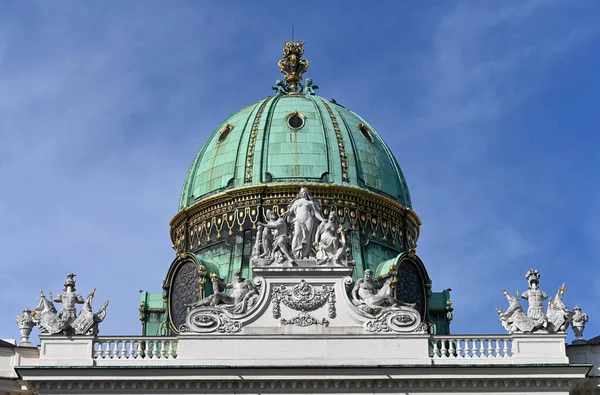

{"left": 179, "top": 94, "right": 412, "bottom": 211}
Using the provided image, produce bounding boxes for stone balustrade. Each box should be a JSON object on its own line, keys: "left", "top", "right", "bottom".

{"left": 93, "top": 337, "right": 178, "bottom": 361}
{"left": 35, "top": 333, "right": 568, "bottom": 367}
{"left": 430, "top": 335, "right": 513, "bottom": 364}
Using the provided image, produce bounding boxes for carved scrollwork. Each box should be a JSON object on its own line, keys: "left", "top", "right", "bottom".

{"left": 364, "top": 308, "right": 420, "bottom": 333}
{"left": 271, "top": 280, "right": 336, "bottom": 326}
{"left": 281, "top": 311, "right": 329, "bottom": 327}
{"left": 184, "top": 309, "right": 242, "bottom": 333}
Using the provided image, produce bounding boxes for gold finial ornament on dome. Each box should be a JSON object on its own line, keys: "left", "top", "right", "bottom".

{"left": 278, "top": 41, "right": 309, "bottom": 92}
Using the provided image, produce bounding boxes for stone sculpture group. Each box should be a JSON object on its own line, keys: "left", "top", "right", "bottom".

{"left": 252, "top": 187, "right": 352, "bottom": 267}
{"left": 497, "top": 269, "right": 588, "bottom": 342}
{"left": 15, "top": 273, "right": 108, "bottom": 345}
{"left": 180, "top": 186, "right": 424, "bottom": 334}
{"left": 17, "top": 193, "right": 590, "bottom": 341}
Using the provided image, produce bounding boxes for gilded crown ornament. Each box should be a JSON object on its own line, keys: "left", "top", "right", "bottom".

{"left": 277, "top": 41, "right": 309, "bottom": 92}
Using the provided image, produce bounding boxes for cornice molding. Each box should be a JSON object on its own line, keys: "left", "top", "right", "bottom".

{"left": 29, "top": 377, "right": 581, "bottom": 392}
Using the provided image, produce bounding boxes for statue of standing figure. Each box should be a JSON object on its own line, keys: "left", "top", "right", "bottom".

{"left": 54, "top": 273, "right": 84, "bottom": 324}
{"left": 521, "top": 269, "right": 548, "bottom": 323}
{"left": 256, "top": 210, "right": 296, "bottom": 265}
{"left": 282, "top": 187, "right": 325, "bottom": 260}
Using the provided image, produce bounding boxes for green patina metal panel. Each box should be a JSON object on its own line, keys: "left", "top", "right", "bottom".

{"left": 428, "top": 289, "right": 453, "bottom": 335}
{"left": 178, "top": 94, "right": 412, "bottom": 211}
{"left": 338, "top": 110, "right": 405, "bottom": 205}
{"left": 362, "top": 242, "right": 400, "bottom": 276}
{"left": 196, "top": 243, "right": 234, "bottom": 279}
{"left": 190, "top": 104, "right": 258, "bottom": 200}
{"left": 139, "top": 291, "right": 168, "bottom": 336}
{"left": 264, "top": 96, "right": 329, "bottom": 180}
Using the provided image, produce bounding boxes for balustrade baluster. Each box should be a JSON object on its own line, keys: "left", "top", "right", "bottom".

{"left": 132, "top": 341, "right": 138, "bottom": 359}
{"left": 432, "top": 341, "right": 440, "bottom": 358}
{"left": 455, "top": 339, "right": 463, "bottom": 358}
{"left": 123, "top": 341, "right": 130, "bottom": 359}
{"left": 160, "top": 341, "right": 167, "bottom": 358}
{"left": 495, "top": 339, "right": 501, "bottom": 357}
{"left": 167, "top": 341, "right": 175, "bottom": 358}
{"left": 448, "top": 339, "right": 456, "bottom": 358}
{"left": 504, "top": 340, "right": 511, "bottom": 357}
{"left": 487, "top": 339, "right": 494, "bottom": 357}
{"left": 440, "top": 339, "right": 447, "bottom": 358}
{"left": 103, "top": 342, "right": 110, "bottom": 359}
{"left": 152, "top": 341, "right": 159, "bottom": 358}
{"left": 479, "top": 339, "right": 485, "bottom": 357}
{"left": 141, "top": 340, "right": 148, "bottom": 358}
{"left": 103, "top": 341, "right": 111, "bottom": 359}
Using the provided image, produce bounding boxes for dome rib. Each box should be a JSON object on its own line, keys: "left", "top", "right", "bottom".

{"left": 231, "top": 98, "right": 258, "bottom": 187}
{"left": 244, "top": 97, "right": 273, "bottom": 185}
{"left": 334, "top": 104, "right": 365, "bottom": 188}
{"left": 307, "top": 96, "right": 334, "bottom": 182}
{"left": 257, "top": 95, "right": 280, "bottom": 184}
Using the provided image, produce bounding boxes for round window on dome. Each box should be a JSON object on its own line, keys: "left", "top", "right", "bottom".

{"left": 358, "top": 123, "right": 373, "bottom": 143}
{"left": 217, "top": 124, "right": 234, "bottom": 143}
{"left": 286, "top": 111, "right": 306, "bottom": 130}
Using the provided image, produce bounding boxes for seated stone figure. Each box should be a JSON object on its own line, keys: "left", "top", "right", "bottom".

{"left": 188, "top": 270, "right": 258, "bottom": 315}
{"left": 313, "top": 211, "right": 346, "bottom": 265}
{"left": 352, "top": 269, "right": 415, "bottom": 316}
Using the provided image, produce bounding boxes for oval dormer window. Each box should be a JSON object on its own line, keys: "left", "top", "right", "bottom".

{"left": 286, "top": 111, "right": 306, "bottom": 130}
{"left": 217, "top": 124, "right": 233, "bottom": 143}
{"left": 358, "top": 123, "right": 373, "bottom": 143}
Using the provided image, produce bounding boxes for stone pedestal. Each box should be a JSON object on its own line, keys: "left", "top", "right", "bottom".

{"left": 38, "top": 335, "right": 94, "bottom": 366}
{"left": 512, "top": 333, "right": 569, "bottom": 364}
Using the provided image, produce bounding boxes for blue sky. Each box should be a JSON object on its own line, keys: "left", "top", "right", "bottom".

{"left": 1, "top": 1, "right": 599, "bottom": 342}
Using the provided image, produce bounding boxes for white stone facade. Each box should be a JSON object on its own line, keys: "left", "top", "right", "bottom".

{"left": 0, "top": 331, "right": 596, "bottom": 394}
{"left": 2, "top": 265, "right": 597, "bottom": 394}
